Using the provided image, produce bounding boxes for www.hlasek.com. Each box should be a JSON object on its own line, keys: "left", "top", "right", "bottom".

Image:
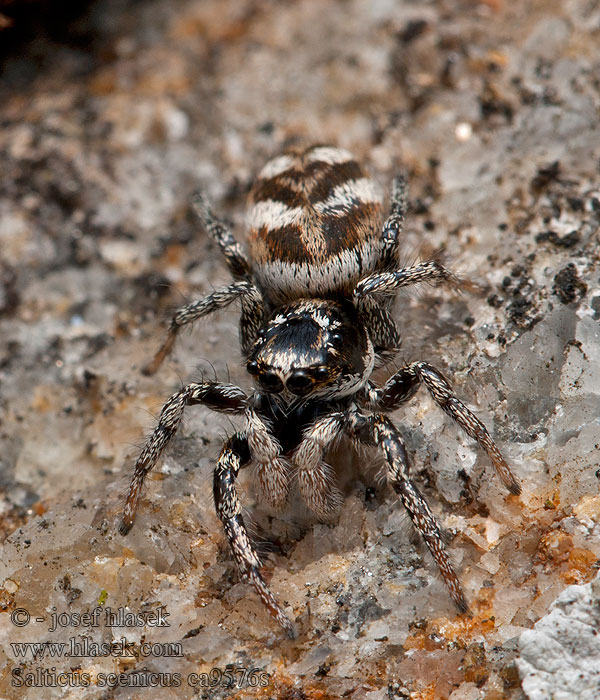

{"left": 11, "top": 636, "right": 181, "bottom": 660}
{"left": 11, "top": 667, "right": 270, "bottom": 689}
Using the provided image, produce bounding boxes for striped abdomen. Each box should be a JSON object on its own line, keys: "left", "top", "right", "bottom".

{"left": 248, "top": 146, "right": 384, "bottom": 304}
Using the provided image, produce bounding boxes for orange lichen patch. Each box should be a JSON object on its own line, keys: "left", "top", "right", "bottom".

{"left": 470, "top": 49, "right": 508, "bottom": 73}
{"left": 543, "top": 490, "right": 561, "bottom": 510}
{"left": 404, "top": 595, "right": 496, "bottom": 656}
{"left": 404, "top": 629, "right": 445, "bottom": 652}
{"left": 486, "top": 50, "right": 509, "bottom": 67}
{"left": 561, "top": 548, "right": 598, "bottom": 585}
{"left": 0, "top": 587, "right": 15, "bottom": 611}
{"left": 538, "top": 530, "right": 573, "bottom": 565}
{"left": 163, "top": 243, "right": 186, "bottom": 268}
{"left": 435, "top": 595, "right": 496, "bottom": 645}
{"left": 408, "top": 683, "right": 437, "bottom": 700}
{"left": 31, "top": 385, "right": 55, "bottom": 412}
{"left": 32, "top": 500, "right": 48, "bottom": 516}
{"left": 480, "top": 0, "right": 503, "bottom": 11}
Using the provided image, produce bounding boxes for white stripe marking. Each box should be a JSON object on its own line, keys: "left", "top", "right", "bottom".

{"left": 313, "top": 177, "right": 382, "bottom": 214}
{"left": 259, "top": 154, "right": 295, "bottom": 179}
{"left": 305, "top": 147, "right": 355, "bottom": 165}
{"left": 248, "top": 200, "right": 304, "bottom": 229}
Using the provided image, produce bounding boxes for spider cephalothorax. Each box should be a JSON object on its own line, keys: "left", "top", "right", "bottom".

{"left": 247, "top": 299, "right": 374, "bottom": 399}
{"left": 120, "top": 145, "right": 520, "bottom": 639}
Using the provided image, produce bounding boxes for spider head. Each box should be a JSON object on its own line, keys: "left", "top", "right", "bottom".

{"left": 246, "top": 299, "right": 374, "bottom": 399}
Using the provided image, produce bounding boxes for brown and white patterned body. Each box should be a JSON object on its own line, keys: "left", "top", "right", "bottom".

{"left": 248, "top": 146, "right": 385, "bottom": 304}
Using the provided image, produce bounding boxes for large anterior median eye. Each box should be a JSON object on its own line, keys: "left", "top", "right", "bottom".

{"left": 286, "top": 370, "right": 313, "bottom": 395}
{"left": 246, "top": 360, "right": 260, "bottom": 375}
{"left": 258, "top": 371, "right": 283, "bottom": 393}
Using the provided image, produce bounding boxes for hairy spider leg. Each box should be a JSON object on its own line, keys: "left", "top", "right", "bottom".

{"left": 119, "top": 382, "right": 248, "bottom": 536}
{"left": 355, "top": 294, "right": 401, "bottom": 364}
{"left": 142, "top": 281, "right": 264, "bottom": 375}
{"left": 363, "top": 361, "right": 520, "bottom": 495}
{"left": 353, "top": 174, "right": 407, "bottom": 360}
{"left": 192, "top": 191, "right": 251, "bottom": 279}
{"left": 354, "top": 259, "right": 479, "bottom": 300}
{"left": 214, "top": 433, "right": 296, "bottom": 638}
{"left": 293, "top": 411, "right": 346, "bottom": 518}
{"left": 351, "top": 411, "right": 468, "bottom": 613}
{"left": 244, "top": 405, "right": 291, "bottom": 510}
{"left": 379, "top": 173, "right": 408, "bottom": 270}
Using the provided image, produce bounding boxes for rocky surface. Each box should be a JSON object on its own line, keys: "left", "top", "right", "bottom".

{"left": 0, "top": 0, "right": 599, "bottom": 698}
{"left": 517, "top": 576, "right": 600, "bottom": 700}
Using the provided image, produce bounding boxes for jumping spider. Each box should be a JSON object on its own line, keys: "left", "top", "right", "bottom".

{"left": 120, "top": 145, "right": 520, "bottom": 638}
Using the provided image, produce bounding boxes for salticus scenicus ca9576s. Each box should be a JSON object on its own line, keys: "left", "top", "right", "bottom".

{"left": 119, "top": 146, "right": 520, "bottom": 638}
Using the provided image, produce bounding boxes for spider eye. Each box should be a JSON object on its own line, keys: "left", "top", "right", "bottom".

{"left": 258, "top": 371, "right": 283, "bottom": 393}
{"left": 286, "top": 370, "right": 313, "bottom": 396}
{"left": 247, "top": 360, "right": 260, "bottom": 375}
{"left": 330, "top": 332, "right": 343, "bottom": 348}
{"left": 314, "top": 366, "right": 329, "bottom": 381}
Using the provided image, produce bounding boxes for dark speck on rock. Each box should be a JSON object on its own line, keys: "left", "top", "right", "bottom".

{"left": 553, "top": 264, "right": 587, "bottom": 305}
{"left": 506, "top": 294, "right": 536, "bottom": 328}
{"left": 530, "top": 161, "right": 560, "bottom": 193}
{"left": 397, "top": 19, "right": 428, "bottom": 44}
{"left": 356, "top": 597, "right": 389, "bottom": 626}
{"left": 535, "top": 230, "right": 580, "bottom": 248}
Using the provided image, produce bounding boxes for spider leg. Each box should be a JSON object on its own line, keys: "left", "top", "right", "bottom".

{"left": 379, "top": 173, "right": 408, "bottom": 270}
{"left": 354, "top": 260, "right": 480, "bottom": 301}
{"left": 214, "top": 433, "right": 295, "bottom": 638}
{"left": 355, "top": 294, "right": 401, "bottom": 364}
{"left": 244, "top": 405, "right": 291, "bottom": 510}
{"left": 119, "top": 381, "right": 247, "bottom": 536}
{"left": 142, "top": 281, "right": 264, "bottom": 375}
{"left": 352, "top": 174, "right": 407, "bottom": 361}
{"left": 362, "top": 362, "right": 520, "bottom": 495}
{"left": 350, "top": 410, "right": 468, "bottom": 613}
{"left": 192, "top": 191, "right": 250, "bottom": 279}
{"left": 293, "top": 411, "right": 346, "bottom": 518}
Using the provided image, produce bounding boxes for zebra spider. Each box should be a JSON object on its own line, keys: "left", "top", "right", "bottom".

{"left": 119, "top": 146, "right": 520, "bottom": 638}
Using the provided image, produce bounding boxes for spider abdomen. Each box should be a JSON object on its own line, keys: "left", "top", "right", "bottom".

{"left": 248, "top": 146, "right": 384, "bottom": 304}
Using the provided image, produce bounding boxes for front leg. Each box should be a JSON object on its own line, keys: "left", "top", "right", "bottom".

{"left": 143, "top": 281, "right": 264, "bottom": 375}
{"left": 293, "top": 411, "right": 346, "bottom": 518}
{"left": 362, "top": 361, "right": 520, "bottom": 495}
{"left": 119, "top": 381, "right": 247, "bottom": 535}
{"left": 245, "top": 406, "right": 290, "bottom": 510}
{"left": 350, "top": 411, "right": 468, "bottom": 613}
{"left": 214, "top": 433, "right": 295, "bottom": 638}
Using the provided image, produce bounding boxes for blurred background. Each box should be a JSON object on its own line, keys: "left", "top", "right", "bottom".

{"left": 1, "top": 1, "right": 599, "bottom": 699}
